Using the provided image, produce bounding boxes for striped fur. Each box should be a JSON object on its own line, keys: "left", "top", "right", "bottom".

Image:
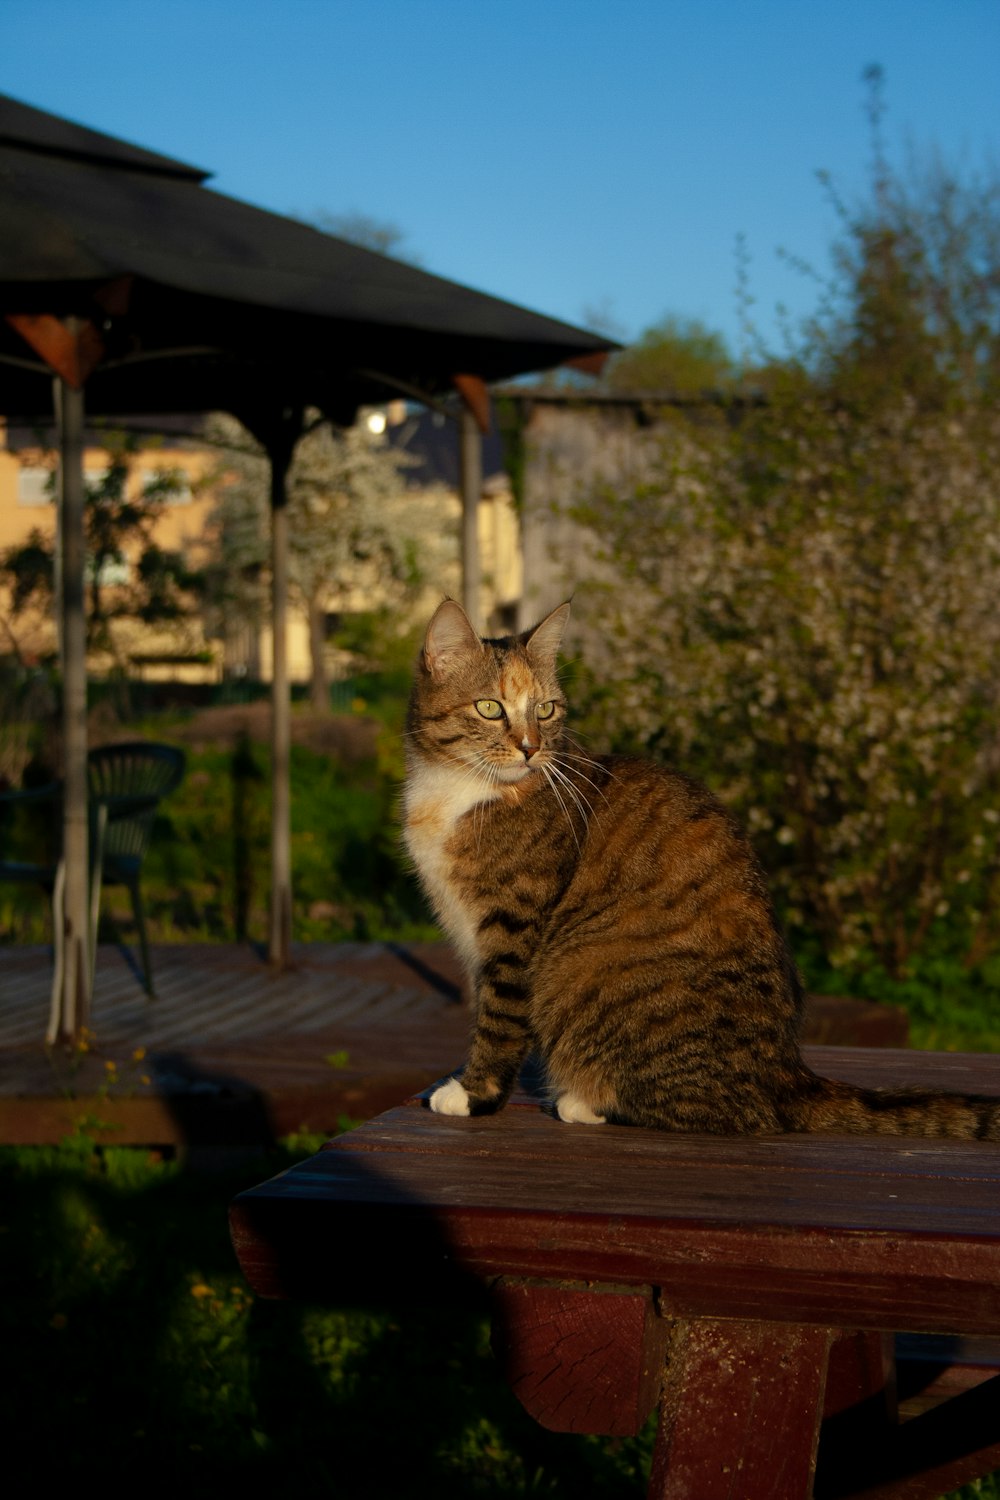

{"left": 404, "top": 600, "right": 1000, "bottom": 1139}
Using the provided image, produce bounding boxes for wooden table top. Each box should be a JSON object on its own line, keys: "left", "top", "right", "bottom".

{"left": 231, "top": 1046, "right": 1000, "bottom": 1338}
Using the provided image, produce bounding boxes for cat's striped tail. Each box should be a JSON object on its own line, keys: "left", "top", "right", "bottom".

{"left": 788, "top": 1072, "right": 1000, "bottom": 1139}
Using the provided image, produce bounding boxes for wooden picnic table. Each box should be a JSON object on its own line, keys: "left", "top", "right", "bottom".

{"left": 230, "top": 1044, "right": 1000, "bottom": 1499}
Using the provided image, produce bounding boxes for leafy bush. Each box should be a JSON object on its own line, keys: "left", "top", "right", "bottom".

{"left": 572, "top": 391, "right": 1000, "bottom": 984}
{"left": 567, "top": 131, "right": 1000, "bottom": 998}
{"left": 137, "top": 723, "right": 432, "bottom": 944}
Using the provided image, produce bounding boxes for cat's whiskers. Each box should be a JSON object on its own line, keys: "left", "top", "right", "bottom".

{"left": 539, "top": 752, "right": 602, "bottom": 849}
{"left": 545, "top": 757, "right": 595, "bottom": 818}
{"left": 558, "top": 748, "right": 621, "bottom": 795}
{"left": 539, "top": 762, "right": 583, "bottom": 851}
{"left": 555, "top": 747, "right": 603, "bottom": 776}
{"left": 549, "top": 753, "right": 610, "bottom": 814}
{"left": 401, "top": 725, "right": 447, "bottom": 760}
{"left": 561, "top": 729, "right": 618, "bottom": 770}
{"left": 456, "top": 754, "right": 498, "bottom": 799}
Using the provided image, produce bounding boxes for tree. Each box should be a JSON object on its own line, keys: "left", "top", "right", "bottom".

{"left": 810, "top": 68, "right": 1000, "bottom": 410}
{"left": 205, "top": 413, "right": 421, "bottom": 710}
{"left": 602, "top": 314, "right": 735, "bottom": 395}
{"left": 308, "top": 210, "right": 422, "bottom": 264}
{"left": 286, "top": 420, "right": 420, "bottom": 710}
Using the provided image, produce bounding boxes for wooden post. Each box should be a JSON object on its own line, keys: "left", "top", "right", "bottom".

{"left": 265, "top": 414, "right": 301, "bottom": 968}
{"left": 648, "top": 1319, "right": 832, "bottom": 1500}
{"left": 490, "top": 1279, "right": 670, "bottom": 1436}
{"left": 453, "top": 374, "right": 491, "bottom": 629}
{"left": 458, "top": 406, "right": 482, "bottom": 627}
{"left": 6, "top": 312, "right": 105, "bottom": 1042}
{"left": 52, "top": 370, "right": 90, "bottom": 1040}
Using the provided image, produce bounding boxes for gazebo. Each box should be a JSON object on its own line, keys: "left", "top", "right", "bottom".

{"left": 0, "top": 93, "right": 615, "bottom": 1039}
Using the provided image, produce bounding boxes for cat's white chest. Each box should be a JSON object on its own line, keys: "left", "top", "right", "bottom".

{"left": 403, "top": 762, "right": 500, "bottom": 980}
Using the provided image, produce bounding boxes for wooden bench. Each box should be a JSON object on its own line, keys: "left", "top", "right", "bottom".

{"left": 230, "top": 1045, "right": 1000, "bottom": 1500}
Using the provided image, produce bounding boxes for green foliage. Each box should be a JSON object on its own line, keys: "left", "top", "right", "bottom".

{"left": 567, "top": 124, "right": 1000, "bottom": 995}
{"left": 1, "top": 528, "right": 52, "bottom": 614}
{"left": 814, "top": 68, "right": 1000, "bottom": 411}
{"left": 799, "top": 942, "right": 1000, "bottom": 1054}
{"left": 603, "top": 313, "right": 735, "bottom": 395}
{"left": 571, "top": 383, "right": 1000, "bottom": 985}
{"left": 129, "top": 722, "right": 431, "bottom": 945}
{"left": 203, "top": 413, "right": 422, "bottom": 712}
{"left": 0, "top": 669, "right": 436, "bottom": 947}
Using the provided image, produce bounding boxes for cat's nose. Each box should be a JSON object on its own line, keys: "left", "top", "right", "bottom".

{"left": 522, "top": 742, "right": 540, "bottom": 761}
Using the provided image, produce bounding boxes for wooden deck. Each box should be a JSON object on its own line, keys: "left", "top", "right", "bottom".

{"left": 0, "top": 940, "right": 909, "bottom": 1149}
{"left": 0, "top": 941, "right": 471, "bottom": 1147}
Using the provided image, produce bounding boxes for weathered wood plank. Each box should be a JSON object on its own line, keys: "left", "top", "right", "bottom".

{"left": 291, "top": 1104, "right": 1000, "bottom": 1233}
{"left": 802, "top": 1045, "right": 1000, "bottom": 1094}
{"left": 648, "top": 1320, "right": 832, "bottom": 1500}
{"left": 227, "top": 1037, "right": 1000, "bottom": 1500}
{"left": 896, "top": 1334, "right": 1000, "bottom": 1419}
{"left": 0, "top": 941, "right": 465, "bottom": 1051}
{"left": 489, "top": 1279, "right": 670, "bottom": 1435}
{"left": 234, "top": 1199, "right": 1000, "bottom": 1335}
{"left": 342, "top": 1101, "right": 1000, "bottom": 1183}
{"left": 229, "top": 1044, "right": 1000, "bottom": 1499}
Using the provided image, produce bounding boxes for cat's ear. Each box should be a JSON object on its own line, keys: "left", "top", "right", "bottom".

{"left": 525, "top": 602, "right": 571, "bottom": 666}
{"left": 422, "top": 599, "right": 482, "bottom": 679}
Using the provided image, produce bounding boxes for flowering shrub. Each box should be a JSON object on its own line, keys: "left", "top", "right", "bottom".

{"left": 569, "top": 389, "right": 1000, "bottom": 979}
{"left": 565, "top": 117, "right": 1000, "bottom": 982}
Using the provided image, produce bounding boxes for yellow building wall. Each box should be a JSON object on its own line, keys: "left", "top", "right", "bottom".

{"left": 0, "top": 423, "right": 524, "bottom": 685}
{"left": 0, "top": 434, "right": 222, "bottom": 677}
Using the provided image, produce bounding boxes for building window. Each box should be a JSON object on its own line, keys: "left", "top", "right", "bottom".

{"left": 17, "top": 467, "right": 52, "bottom": 506}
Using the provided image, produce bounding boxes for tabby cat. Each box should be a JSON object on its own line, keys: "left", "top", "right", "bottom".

{"left": 404, "top": 598, "right": 999, "bottom": 1139}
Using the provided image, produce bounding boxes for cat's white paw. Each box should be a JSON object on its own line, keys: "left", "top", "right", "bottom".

{"left": 555, "top": 1093, "right": 606, "bottom": 1125}
{"left": 429, "top": 1077, "right": 472, "bottom": 1116}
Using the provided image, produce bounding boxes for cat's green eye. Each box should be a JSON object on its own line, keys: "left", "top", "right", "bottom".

{"left": 536, "top": 701, "right": 556, "bottom": 720}
{"left": 475, "top": 699, "right": 504, "bottom": 720}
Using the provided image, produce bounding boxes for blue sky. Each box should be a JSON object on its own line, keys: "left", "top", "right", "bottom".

{"left": 3, "top": 0, "right": 998, "bottom": 358}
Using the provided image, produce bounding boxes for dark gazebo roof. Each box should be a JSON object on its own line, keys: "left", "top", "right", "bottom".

{"left": 0, "top": 91, "right": 616, "bottom": 1040}
{"left": 0, "top": 93, "right": 613, "bottom": 425}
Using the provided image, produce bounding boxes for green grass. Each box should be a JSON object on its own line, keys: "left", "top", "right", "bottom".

{"left": 2, "top": 1134, "right": 653, "bottom": 1496}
